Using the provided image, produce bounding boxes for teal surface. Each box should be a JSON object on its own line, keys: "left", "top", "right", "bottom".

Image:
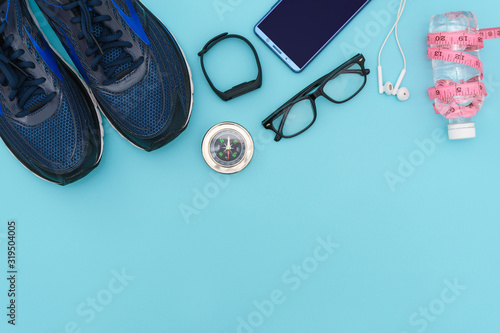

{"left": 1, "top": 0, "right": 500, "bottom": 332}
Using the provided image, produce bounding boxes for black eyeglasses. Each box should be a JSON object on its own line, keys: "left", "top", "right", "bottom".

{"left": 262, "top": 54, "right": 370, "bottom": 141}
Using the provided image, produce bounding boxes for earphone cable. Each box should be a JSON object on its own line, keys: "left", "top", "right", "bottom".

{"left": 395, "top": 0, "right": 407, "bottom": 70}
{"left": 378, "top": 0, "right": 406, "bottom": 67}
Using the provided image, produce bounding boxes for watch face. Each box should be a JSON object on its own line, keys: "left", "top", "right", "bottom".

{"left": 202, "top": 123, "right": 254, "bottom": 174}
{"left": 210, "top": 130, "right": 246, "bottom": 166}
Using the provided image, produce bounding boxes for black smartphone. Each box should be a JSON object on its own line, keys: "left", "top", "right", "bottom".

{"left": 255, "top": 0, "right": 371, "bottom": 72}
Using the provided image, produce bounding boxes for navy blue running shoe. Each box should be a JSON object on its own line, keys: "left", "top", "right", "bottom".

{"left": 34, "top": 0, "right": 193, "bottom": 151}
{"left": 0, "top": 0, "right": 102, "bottom": 185}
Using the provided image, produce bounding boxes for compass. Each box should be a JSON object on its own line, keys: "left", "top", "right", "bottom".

{"left": 202, "top": 123, "right": 254, "bottom": 174}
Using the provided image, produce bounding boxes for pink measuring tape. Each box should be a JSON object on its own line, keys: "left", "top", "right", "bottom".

{"left": 427, "top": 26, "right": 500, "bottom": 118}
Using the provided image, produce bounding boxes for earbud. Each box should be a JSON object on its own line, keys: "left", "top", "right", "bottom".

{"left": 392, "top": 69, "right": 409, "bottom": 101}
{"left": 397, "top": 87, "right": 410, "bottom": 101}
{"left": 392, "top": 69, "right": 406, "bottom": 95}
{"left": 383, "top": 81, "right": 394, "bottom": 95}
{"left": 378, "top": 57, "right": 409, "bottom": 102}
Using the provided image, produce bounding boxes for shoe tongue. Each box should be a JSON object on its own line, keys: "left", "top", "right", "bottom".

{"left": 91, "top": 12, "right": 134, "bottom": 80}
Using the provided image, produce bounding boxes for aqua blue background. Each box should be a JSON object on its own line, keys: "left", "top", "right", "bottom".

{"left": 1, "top": 0, "right": 500, "bottom": 332}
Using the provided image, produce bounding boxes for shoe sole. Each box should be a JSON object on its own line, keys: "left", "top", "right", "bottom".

{"left": 29, "top": 0, "right": 194, "bottom": 152}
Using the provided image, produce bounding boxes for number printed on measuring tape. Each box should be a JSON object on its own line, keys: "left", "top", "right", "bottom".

{"left": 428, "top": 82, "right": 487, "bottom": 99}
{"left": 427, "top": 47, "right": 484, "bottom": 79}
{"left": 479, "top": 27, "right": 500, "bottom": 40}
{"left": 427, "top": 32, "right": 484, "bottom": 48}
{"left": 427, "top": 27, "right": 500, "bottom": 46}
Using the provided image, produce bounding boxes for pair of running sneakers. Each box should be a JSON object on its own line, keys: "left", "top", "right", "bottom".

{"left": 0, "top": 0, "right": 193, "bottom": 185}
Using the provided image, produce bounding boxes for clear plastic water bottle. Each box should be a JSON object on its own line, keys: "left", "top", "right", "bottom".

{"left": 430, "top": 11, "right": 483, "bottom": 140}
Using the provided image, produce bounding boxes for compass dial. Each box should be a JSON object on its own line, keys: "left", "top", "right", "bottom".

{"left": 202, "top": 123, "right": 254, "bottom": 174}
{"left": 210, "top": 130, "right": 245, "bottom": 166}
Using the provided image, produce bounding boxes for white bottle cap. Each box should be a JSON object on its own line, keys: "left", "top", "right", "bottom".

{"left": 448, "top": 122, "right": 476, "bottom": 140}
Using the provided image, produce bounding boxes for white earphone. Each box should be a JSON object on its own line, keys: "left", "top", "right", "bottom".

{"left": 378, "top": 0, "right": 409, "bottom": 102}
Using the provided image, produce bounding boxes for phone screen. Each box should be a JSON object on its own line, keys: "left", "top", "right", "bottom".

{"left": 256, "top": 0, "right": 370, "bottom": 71}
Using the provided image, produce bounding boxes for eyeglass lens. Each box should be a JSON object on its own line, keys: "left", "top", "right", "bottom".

{"left": 323, "top": 63, "right": 366, "bottom": 102}
{"left": 272, "top": 99, "right": 316, "bottom": 137}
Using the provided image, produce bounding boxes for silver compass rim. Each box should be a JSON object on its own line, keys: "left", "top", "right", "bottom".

{"left": 202, "top": 122, "right": 254, "bottom": 174}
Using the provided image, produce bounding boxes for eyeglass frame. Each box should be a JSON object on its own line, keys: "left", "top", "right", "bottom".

{"left": 262, "top": 54, "right": 370, "bottom": 142}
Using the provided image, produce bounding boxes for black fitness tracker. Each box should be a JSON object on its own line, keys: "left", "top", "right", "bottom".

{"left": 198, "top": 33, "right": 263, "bottom": 101}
